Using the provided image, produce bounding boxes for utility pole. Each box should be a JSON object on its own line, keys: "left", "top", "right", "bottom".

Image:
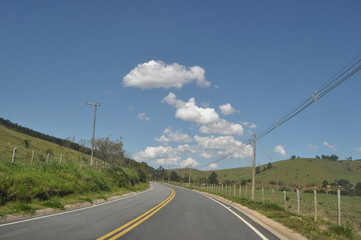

{"left": 188, "top": 167, "right": 191, "bottom": 187}
{"left": 251, "top": 134, "right": 256, "bottom": 200}
{"left": 86, "top": 102, "right": 100, "bottom": 166}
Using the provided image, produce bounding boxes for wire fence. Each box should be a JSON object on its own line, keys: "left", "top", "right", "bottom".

{"left": 188, "top": 183, "right": 361, "bottom": 232}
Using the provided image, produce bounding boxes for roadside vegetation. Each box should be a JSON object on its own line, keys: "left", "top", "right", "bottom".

{"left": 175, "top": 183, "right": 361, "bottom": 240}
{"left": 0, "top": 119, "right": 153, "bottom": 218}
{"left": 162, "top": 165, "right": 361, "bottom": 239}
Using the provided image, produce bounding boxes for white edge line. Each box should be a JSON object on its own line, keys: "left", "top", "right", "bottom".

{"left": 200, "top": 192, "right": 269, "bottom": 240}
{"left": 0, "top": 183, "right": 154, "bottom": 227}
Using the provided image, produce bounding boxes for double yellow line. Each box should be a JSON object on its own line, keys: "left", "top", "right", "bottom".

{"left": 97, "top": 186, "right": 176, "bottom": 240}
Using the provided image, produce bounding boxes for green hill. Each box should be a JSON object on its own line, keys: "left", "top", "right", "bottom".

{"left": 172, "top": 158, "right": 361, "bottom": 188}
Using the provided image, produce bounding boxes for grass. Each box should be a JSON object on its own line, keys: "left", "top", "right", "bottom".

{"left": 0, "top": 160, "right": 149, "bottom": 217}
{"left": 186, "top": 183, "right": 361, "bottom": 240}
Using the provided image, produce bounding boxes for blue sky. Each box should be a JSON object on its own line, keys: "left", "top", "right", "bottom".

{"left": 1, "top": 0, "right": 360, "bottom": 170}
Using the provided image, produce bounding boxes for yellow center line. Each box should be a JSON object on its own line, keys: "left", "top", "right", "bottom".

{"left": 97, "top": 186, "right": 176, "bottom": 240}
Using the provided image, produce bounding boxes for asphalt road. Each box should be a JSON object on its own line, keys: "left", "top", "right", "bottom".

{"left": 0, "top": 182, "right": 280, "bottom": 240}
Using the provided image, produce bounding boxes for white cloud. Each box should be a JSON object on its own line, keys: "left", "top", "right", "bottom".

{"left": 134, "top": 146, "right": 177, "bottom": 160}
{"left": 274, "top": 145, "right": 286, "bottom": 157}
{"left": 163, "top": 93, "right": 244, "bottom": 136}
{"left": 163, "top": 93, "right": 220, "bottom": 124}
{"left": 208, "top": 163, "right": 218, "bottom": 169}
{"left": 134, "top": 135, "right": 253, "bottom": 168}
{"left": 175, "top": 98, "right": 220, "bottom": 124}
{"left": 123, "top": 60, "right": 211, "bottom": 89}
{"left": 194, "top": 135, "right": 252, "bottom": 159}
{"left": 323, "top": 142, "right": 336, "bottom": 152}
{"left": 242, "top": 121, "right": 257, "bottom": 129}
{"left": 199, "top": 119, "right": 244, "bottom": 136}
{"left": 155, "top": 128, "right": 193, "bottom": 143}
{"left": 219, "top": 103, "right": 236, "bottom": 115}
{"left": 354, "top": 147, "right": 361, "bottom": 152}
{"left": 137, "top": 112, "right": 150, "bottom": 121}
{"left": 307, "top": 144, "right": 318, "bottom": 150}
{"left": 218, "top": 103, "right": 236, "bottom": 115}
{"left": 180, "top": 158, "right": 199, "bottom": 168}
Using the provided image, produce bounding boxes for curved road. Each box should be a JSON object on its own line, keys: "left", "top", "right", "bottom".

{"left": 0, "top": 182, "right": 279, "bottom": 240}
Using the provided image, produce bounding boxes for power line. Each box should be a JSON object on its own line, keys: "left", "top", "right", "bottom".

{"left": 205, "top": 55, "right": 361, "bottom": 167}
{"left": 0, "top": 48, "right": 91, "bottom": 102}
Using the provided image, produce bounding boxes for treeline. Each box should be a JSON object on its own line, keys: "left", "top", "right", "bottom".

{"left": 0, "top": 117, "right": 91, "bottom": 155}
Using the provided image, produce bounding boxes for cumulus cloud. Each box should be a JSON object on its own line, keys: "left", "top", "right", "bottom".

{"left": 194, "top": 135, "right": 252, "bottom": 159}
{"left": 123, "top": 60, "right": 211, "bottom": 89}
{"left": 242, "top": 121, "right": 257, "bottom": 129}
{"left": 163, "top": 93, "right": 244, "bottom": 136}
{"left": 180, "top": 158, "right": 199, "bottom": 168}
{"left": 219, "top": 103, "right": 236, "bottom": 115}
{"left": 199, "top": 119, "right": 244, "bottom": 136}
{"left": 134, "top": 135, "right": 252, "bottom": 167}
{"left": 323, "top": 142, "right": 336, "bottom": 152}
{"left": 274, "top": 145, "right": 286, "bottom": 157}
{"left": 137, "top": 112, "right": 150, "bottom": 121}
{"left": 155, "top": 128, "right": 193, "bottom": 143}
{"left": 163, "top": 93, "right": 220, "bottom": 124}
{"left": 134, "top": 146, "right": 177, "bottom": 160}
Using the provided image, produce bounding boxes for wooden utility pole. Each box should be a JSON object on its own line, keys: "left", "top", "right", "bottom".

{"left": 86, "top": 102, "right": 100, "bottom": 166}
{"left": 251, "top": 134, "right": 256, "bottom": 200}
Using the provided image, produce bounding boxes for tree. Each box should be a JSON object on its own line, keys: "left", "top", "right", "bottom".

{"left": 95, "top": 136, "right": 126, "bottom": 166}
{"left": 267, "top": 162, "right": 273, "bottom": 169}
{"left": 337, "top": 179, "right": 350, "bottom": 187}
{"left": 170, "top": 171, "right": 180, "bottom": 182}
{"left": 322, "top": 180, "right": 329, "bottom": 187}
{"left": 255, "top": 166, "right": 260, "bottom": 174}
{"left": 208, "top": 172, "right": 218, "bottom": 184}
{"left": 155, "top": 166, "right": 166, "bottom": 180}
{"left": 329, "top": 154, "right": 339, "bottom": 161}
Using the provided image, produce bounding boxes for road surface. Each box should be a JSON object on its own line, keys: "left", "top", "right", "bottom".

{"left": 0, "top": 182, "right": 280, "bottom": 239}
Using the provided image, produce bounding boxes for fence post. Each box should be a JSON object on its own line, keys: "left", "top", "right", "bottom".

{"left": 245, "top": 186, "right": 248, "bottom": 199}
{"left": 314, "top": 190, "right": 317, "bottom": 221}
{"left": 283, "top": 191, "right": 287, "bottom": 209}
{"left": 239, "top": 185, "right": 242, "bottom": 198}
{"left": 59, "top": 154, "right": 63, "bottom": 163}
{"left": 262, "top": 188, "right": 264, "bottom": 202}
{"left": 272, "top": 189, "right": 275, "bottom": 202}
{"left": 337, "top": 189, "right": 341, "bottom": 226}
{"left": 46, "top": 153, "right": 50, "bottom": 163}
{"left": 296, "top": 188, "right": 300, "bottom": 215}
{"left": 233, "top": 185, "right": 236, "bottom": 197}
{"left": 11, "top": 147, "right": 16, "bottom": 163}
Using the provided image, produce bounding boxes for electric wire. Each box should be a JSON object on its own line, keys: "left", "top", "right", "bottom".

{"left": 0, "top": 48, "right": 92, "bottom": 102}
{"left": 206, "top": 55, "right": 361, "bottom": 168}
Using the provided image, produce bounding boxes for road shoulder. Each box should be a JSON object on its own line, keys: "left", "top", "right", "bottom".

{"left": 202, "top": 192, "right": 308, "bottom": 240}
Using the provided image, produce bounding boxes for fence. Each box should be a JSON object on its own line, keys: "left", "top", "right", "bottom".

{"left": 188, "top": 183, "right": 361, "bottom": 232}
{"left": 0, "top": 146, "right": 109, "bottom": 168}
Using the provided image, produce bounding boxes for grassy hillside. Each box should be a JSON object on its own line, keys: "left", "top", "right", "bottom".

{"left": 0, "top": 125, "right": 92, "bottom": 165}
{"left": 0, "top": 124, "right": 149, "bottom": 216}
{"left": 173, "top": 158, "right": 361, "bottom": 188}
